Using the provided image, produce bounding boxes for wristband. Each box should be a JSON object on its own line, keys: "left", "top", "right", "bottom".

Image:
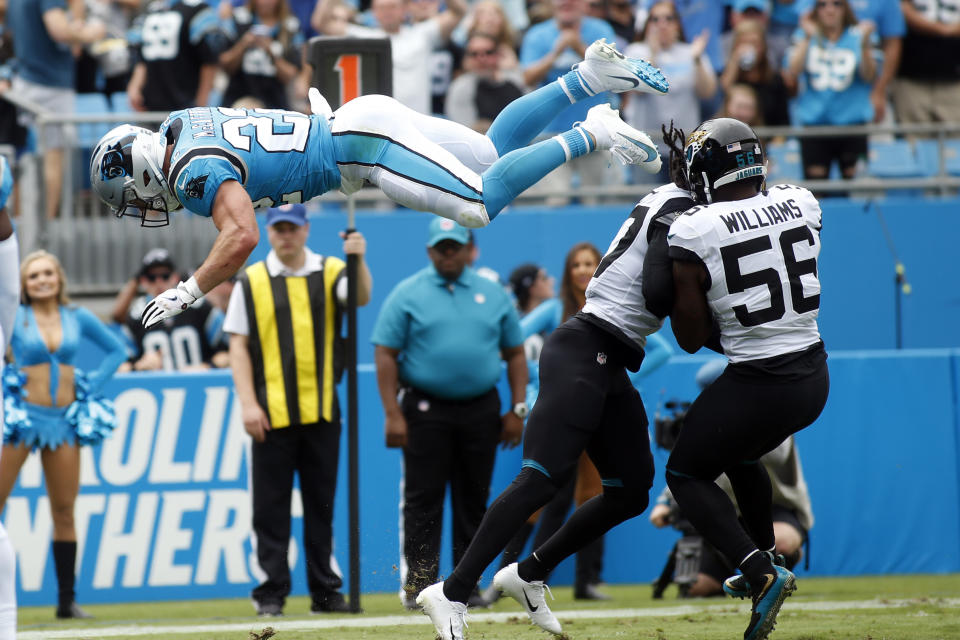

{"left": 180, "top": 276, "right": 204, "bottom": 302}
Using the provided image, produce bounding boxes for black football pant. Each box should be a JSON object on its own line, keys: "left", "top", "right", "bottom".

{"left": 666, "top": 343, "right": 829, "bottom": 573}
{"left": 400, "top": 387, "right": 502, "bottom": 595}
{"left": 445, "top": 318, "right": 654, "bottom": 603}
{"left": 252, "top": 420, "right": 343, "bottom": 607}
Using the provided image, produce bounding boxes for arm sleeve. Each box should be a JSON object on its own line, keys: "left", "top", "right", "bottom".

{"left": 0, "top": 233, "right": 19, "bottom": 352}
{"left": 519, "top": 298, "right": 560, "bottom": 339}
{"left": 76, "top": 307, "right": 129, "bottom": 392}
{"left": 170, "top": 156, "right": 241, "bottom": 217}
{"left": 370, "top": 287, "right": 409, "bottom": 350}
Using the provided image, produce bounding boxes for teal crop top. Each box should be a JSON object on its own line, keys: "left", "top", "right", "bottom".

{"left": 10, "top": 305, "right": 127, "bottom": 399}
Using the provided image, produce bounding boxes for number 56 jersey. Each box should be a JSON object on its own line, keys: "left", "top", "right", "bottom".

{"left": 161, "top": 107, "right": 343, "bottom": 217}
{"left": 667, "top": 184, "right": 823, "bottom": 363}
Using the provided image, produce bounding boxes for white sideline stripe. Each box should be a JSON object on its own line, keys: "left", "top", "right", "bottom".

{"left": 20, "top": 598, "right": 960, "bottom": 639}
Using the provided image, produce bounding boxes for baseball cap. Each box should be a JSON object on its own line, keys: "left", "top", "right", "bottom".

{"left": 732, "top": 0, "right": 770, "bottom": 12}
{"left": 140, "top": 248, "right": 175, "bottom": 276}
{"left": 508, "top": 263, "right": 541, "bottom": 298}
{"left": 427, "top": 217, "right": 471, "bottom": 247}
{"left": 266, "top": 203, "right": 308, "bottom": 227}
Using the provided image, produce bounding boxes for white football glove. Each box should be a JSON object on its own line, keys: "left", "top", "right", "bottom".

{"left": 141, "top": 277, "right": 202, "bottom": 328}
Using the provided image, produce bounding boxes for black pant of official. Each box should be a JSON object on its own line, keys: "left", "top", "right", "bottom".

{"left": 400, "top": 387, "right": 502, "bottom": 596}
{"left": 251, "top": 421, "right": 343, "bottom": 608}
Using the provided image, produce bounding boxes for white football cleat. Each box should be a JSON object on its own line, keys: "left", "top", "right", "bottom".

{"left": 492, "top": 563, "right": 562, "bottom": 636}
{"left": 577, "top": 104, "right": 662, "bottom": 172}
{"left": 308, "top": 87, "right": 334, "bottom": 118}
{"left": 574, "top": 39, "right": 669, "bottom": 96}
{"left": 417, "top": 582, "right": 467, "bottom": 640}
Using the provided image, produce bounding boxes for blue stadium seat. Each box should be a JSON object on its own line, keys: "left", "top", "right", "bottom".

{"left": 109, "top": 91, "right": 134, "bottom": 114}
{"left": 867, "top": 139, "right": 924, "bottom": 178}
{"left": 917, "top": 139, "right": 960, "bottom": 176}
{"left": 766, "top": 138, "right": 803, "bottom": 183}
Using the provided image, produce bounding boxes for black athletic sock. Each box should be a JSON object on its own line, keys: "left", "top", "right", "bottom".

{"left": 739, "top": 549, "right": 775, "bottom": 590}
{"left": 519, "top": 488, "right": 647, "bottom": 583}
{"left": 443, "top": 469, "right": 556, "bottom": 604}
{"left": 53, "top": 541, "right": 77, "bottom": 606}
{"left": 499, "top": 522, "right": 534, "bottom": 569}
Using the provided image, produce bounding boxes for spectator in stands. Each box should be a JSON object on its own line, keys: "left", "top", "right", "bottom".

{"left": 719, "top": 20, "right": 791, "bottom": 127}
{"left": 445, "top": 32, "right": 526, "bottom": 133}
{"left": 1, "top": 250, "right": 126, "bottom": 619}
{"left": 519, "top": 0, "right": 622, "bottom": 203}
{"left": 786, "top": 0, "right": 878, "bottom": 182}
{"left": 220, "top": 0, "right": 304, "bottom": 111}
{"left": 312, "top": 0, "right": 468, "bottom": 114}
{"left": 113, "top": 248, "right": 228, "bottom": 372}
{"left": 7, "top": 0, "right": 106, "bottom": 219}
{"left": 798, "top": 0, "right": 904, "bottom": 123}
{"left": 605, "top": 0, "right": 639, "bottom": 49}
{"left": 406, "top": 0, "right": 461, "bottom": 115}
{"left": 127, "top": 0, "right": 227, "bottom": 112}
{"left": 372, "top": 217, "right": 527, "bottom": 610}
{"left": 624, "top": 1, "right": 716, "bottom": 181}
{"left": 650, "top": 360, "right": 814, "bottom": 598}
{"left": 718, "top": 83, "right": 763, "bottom": 129}
{"left": 461, "top": 1, "right": 520, "bottom": 70}
{"left": 892, "top": 0, "right": 960, "bottom": 126}
{"left": 75, "top": 0, "right": 139, "bottom": 103}
{"left": 225, "top": 204, "right": 370, "bottom": 617}
{"left": 507, "top": 261, "right": 555, "bottom": 360}
{"left": 721, "top": 0, "right": 772, "bottom": 59}
{"left": 636, "top": 0, "right": 725, "bottom": 76}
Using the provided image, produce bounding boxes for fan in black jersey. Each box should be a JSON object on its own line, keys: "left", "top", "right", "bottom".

{"left": 664, "top": 117, "right": 829, "bottom": 640}
{"left": 417, "top": 137, "right": 692, "bottom": 640}
{"left": 119, "top": 249, "right": 227, "bottom": 372}
{"left": 128, "top": 0, "right": 228, "bottom": 112}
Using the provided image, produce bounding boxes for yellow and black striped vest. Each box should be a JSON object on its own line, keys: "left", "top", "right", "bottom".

{"left": 239, "top": 256, "right": 345, "bottom": 428}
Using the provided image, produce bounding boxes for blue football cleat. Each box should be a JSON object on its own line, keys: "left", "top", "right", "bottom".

{"left": 743, "top": 565, "right": 796, "bottom": 640}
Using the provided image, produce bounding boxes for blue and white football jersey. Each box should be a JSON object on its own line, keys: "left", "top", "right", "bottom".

{"left": 161, "top": 106, "right": 342, "bottom": 216}
{"left": 789, "top": 26, "right": 882, "bottom": 126}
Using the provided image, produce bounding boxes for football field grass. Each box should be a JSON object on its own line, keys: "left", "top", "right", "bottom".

{"left": 16, "top": 574, "right": 960, "bottom": 640}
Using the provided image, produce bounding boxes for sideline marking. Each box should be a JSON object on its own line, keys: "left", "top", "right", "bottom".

{"left": 20, "top": 598, "right": 960, "bottom": 639}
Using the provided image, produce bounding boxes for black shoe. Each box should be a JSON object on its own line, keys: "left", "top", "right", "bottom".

{"left": 467, "top": 587, "right": 491, "bottom": 609}
{"left": 481, "top": 582, "right": 502, "bottom": 605}
{"left": 254, "top": 601, "right": 284, "bottom": 617}
{"left": 311, "top": 592, "right": 351, "bottom": 613}
{"left": 574, "top": 583, "right": 612, "bottom": 601}
{"left": 56, "top": 602, "right": 93, "bottom": 619}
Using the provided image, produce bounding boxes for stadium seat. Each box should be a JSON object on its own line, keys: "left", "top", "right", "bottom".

{"left": 75, "top": 93, "right": 113, "bottom": 150}
{"left": 866, "top": 139, "right": 924, "bottom": 178}
{"left": 109, "top": 91, "right": 134, "bottom": 114}
{"left": 766, "top": 138, "right": 803, "bottom": 183}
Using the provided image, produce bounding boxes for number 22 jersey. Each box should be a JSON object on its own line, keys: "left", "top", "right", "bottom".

{"left": 667, "top": 184, "right": 823, "bottom": 363}
{"left": 160, "top": 107, "right": 343, "bottom": 217}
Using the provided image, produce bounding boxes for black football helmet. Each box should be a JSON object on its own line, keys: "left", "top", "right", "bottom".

{"left": 684, "top": 118, "right": 766, "bottom": 204}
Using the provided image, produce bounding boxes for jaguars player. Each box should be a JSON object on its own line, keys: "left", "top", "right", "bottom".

{"left": 665, "top": 118, "right": 829, "bottom": 640}
{"left": 416, "top": 129, "right": 694, "bottom": 640}
{"left": 0, "top": 156, "right": 19, "bottom": 640}
{"left": 91, "top": 39, "right": 668, "bottom": 329}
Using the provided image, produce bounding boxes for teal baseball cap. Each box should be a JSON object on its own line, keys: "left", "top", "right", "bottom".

{"left": 427, "top": 217, "right": 471, "bottom": 247}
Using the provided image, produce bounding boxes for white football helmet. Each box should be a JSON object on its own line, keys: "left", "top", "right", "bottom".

{"left": 90, "top": 124, "right": 181, "bottom": 226}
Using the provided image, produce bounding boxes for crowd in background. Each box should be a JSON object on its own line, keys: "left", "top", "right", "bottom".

{"left": 0, "top": 0, "right": 957, "bottom": 215}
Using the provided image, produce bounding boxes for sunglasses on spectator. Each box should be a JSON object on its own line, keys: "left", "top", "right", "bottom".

{"left": 467, "top": 48, "right": 497, "bottom": 57}
{"left": 144, "top": 271, "right": 172, "bottom": 282}
{"left": 816, "top": 0, "right": 843, "bottom": 7}
{"left": 648, "top": 14, "right": 677, "bottom": 23}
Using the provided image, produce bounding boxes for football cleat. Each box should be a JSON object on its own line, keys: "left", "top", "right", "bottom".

{"left": 724, "top": 552, "right": 786, "bottom": 600}
{"left": 577, "top": 104, "right": 662, "bottom": 171}
{"left": 573, "top": 39, "right": 669, "bottom": 96}
{"left": 417, "top": 582, "right": 467, "bottom": 640}
{"left": 744, "top": 565, "right": 797, "bottom": 640}
{"left": 492, "top": 563, "right": 562, "bottom": 636}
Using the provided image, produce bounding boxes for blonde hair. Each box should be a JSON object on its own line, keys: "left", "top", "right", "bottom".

{"left": 468, "top": 1, "right": 516, "bottom": 50}
{"left": 20, "top": 250, "right": 70, "bottom": 306}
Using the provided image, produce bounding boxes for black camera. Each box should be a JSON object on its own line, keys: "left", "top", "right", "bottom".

{"left": 654, "top": 400, "right": 690, "bottom": 451}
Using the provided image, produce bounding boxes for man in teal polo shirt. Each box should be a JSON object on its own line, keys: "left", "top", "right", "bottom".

{"left": 373, "top": 217, "right": 528, "bottom": 610}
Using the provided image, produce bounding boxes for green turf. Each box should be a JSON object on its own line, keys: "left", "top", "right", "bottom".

{"left": 17, "top": 574, "right": 960, "bottom": 639}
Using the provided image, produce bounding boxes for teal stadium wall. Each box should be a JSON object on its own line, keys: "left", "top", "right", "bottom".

{"left": 10, "top": 197, "right": 958, "bottom": 604}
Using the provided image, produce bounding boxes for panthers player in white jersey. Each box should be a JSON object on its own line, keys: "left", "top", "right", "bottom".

{"left": 665, "top": 118, "right": 829, "bottom": 640}
{"left": 90, "top": 39, "right": 667, "bottom": 331}
{"left": 417, "top": 133, "right": 694, "bottom": 640}
{"left": 0, "top": 157, "right": 19, "bottom": 639}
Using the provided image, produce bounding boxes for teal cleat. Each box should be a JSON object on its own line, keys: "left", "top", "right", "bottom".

{"left": 743, "top": 565, "right": 797, "bottom": 640}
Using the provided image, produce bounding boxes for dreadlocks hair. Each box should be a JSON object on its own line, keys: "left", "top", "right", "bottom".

{"left": 662, "top": 121, "right": 690, "bottom": 191}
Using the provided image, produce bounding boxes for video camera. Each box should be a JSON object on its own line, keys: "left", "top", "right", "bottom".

{"left": 654, "top": 399, "right": 690, "bottom": 451}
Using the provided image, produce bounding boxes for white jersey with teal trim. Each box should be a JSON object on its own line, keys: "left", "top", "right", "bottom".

{"left": 668, "top": 184, "right": 823, "bottom": 362}
{"left": 161, "top": 107, "right": 342, "bottom": 217}
{"left": 582, "top": 183, "right": 695, "bottom": 349}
